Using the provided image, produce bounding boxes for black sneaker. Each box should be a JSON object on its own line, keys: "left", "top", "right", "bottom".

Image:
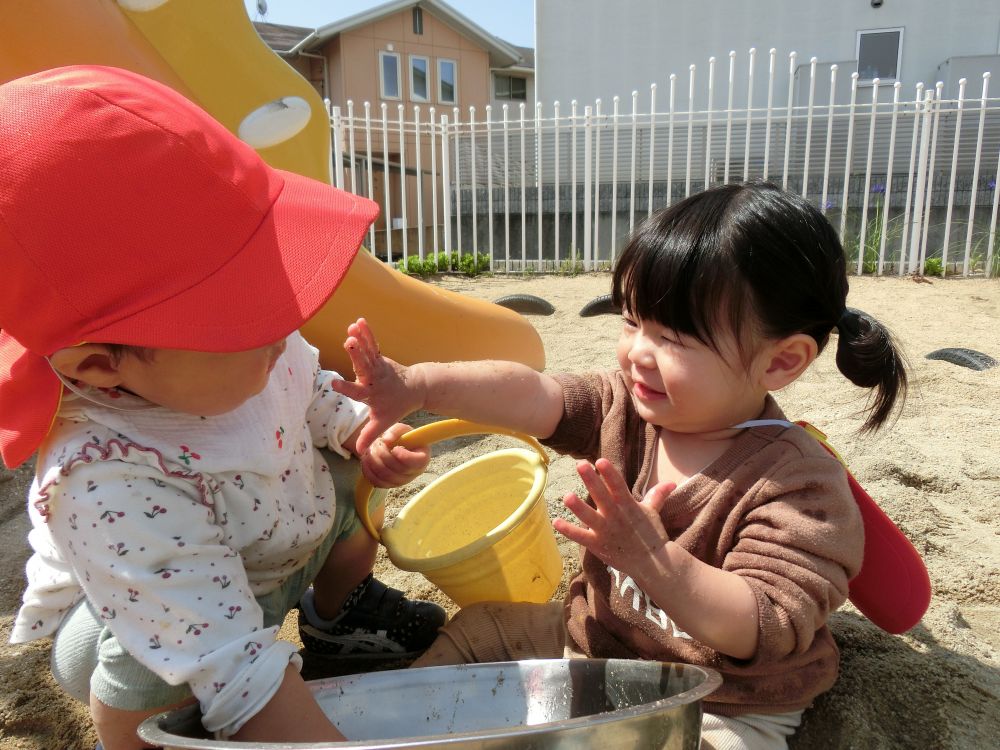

{"left": 298, "top": 576, "right": 446, "bottom": 661}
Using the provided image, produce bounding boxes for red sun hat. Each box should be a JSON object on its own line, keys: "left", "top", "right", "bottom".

{"left": 0, "top": 65, "right": 379, "bottom": 468}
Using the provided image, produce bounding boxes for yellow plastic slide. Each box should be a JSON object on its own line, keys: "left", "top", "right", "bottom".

{"left": 0, "top": 0, "right": 544, "bottom": 375}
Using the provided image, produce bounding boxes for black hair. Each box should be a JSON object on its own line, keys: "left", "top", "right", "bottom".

{"left": 611, "top": 181, "right": 907, "bottom": 432}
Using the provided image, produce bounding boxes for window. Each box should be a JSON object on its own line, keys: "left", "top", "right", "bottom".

{"left": 438, "top": 59, "right": 457, "bottom": 104}
{"left": 379, "top": 51, "right": 401, "bottom": 99}
{"left": 412, "top": 6, "right": 424, "bottom": 35}
{"left": 494, "top": 74, "right": 527, "bottom": 101}
{"left": 856, "top": 27, "right": 903, "bottom": 83}
{"left": 410, "top": 55, "right": 430, "bottom": 102}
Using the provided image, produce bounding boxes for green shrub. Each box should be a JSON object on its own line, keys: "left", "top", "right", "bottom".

{"left": 457, "top": 252, "right": 491, "bottom": 277}
{"left": 434, "top": 251, "right": 453, "bottom": 273}
{"left": 559, "top": 248, "right": 585, "bottom": 275}
{"left": 923, "top": 257, "right": 944, "bottom": 277}
{"left": 396, "top": 255, "right": 438, "bottom": 277}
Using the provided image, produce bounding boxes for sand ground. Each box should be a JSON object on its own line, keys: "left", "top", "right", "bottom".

{"left": 1, "top": 274, "right": 998, "bottom": 749}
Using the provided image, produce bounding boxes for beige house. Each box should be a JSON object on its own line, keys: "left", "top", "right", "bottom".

{"left": 255, "top": 1, "right": 533, "bottom": 255}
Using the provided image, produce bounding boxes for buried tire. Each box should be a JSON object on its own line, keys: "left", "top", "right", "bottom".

{"left": 579, "top": 293, "right": 620, "bottom": 318}
{"left": 493, "top": 294, "right": 556, "bottom": 315}
{"left": 924, "top": 347, "right": 998, "bottom": 371}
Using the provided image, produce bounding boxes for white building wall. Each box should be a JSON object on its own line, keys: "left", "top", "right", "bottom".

{"left": 536, "top": 0, "right": 1000, "bottom": 111}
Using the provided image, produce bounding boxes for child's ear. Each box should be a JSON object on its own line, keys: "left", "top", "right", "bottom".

{"left": 48, "top": 345, "right": 125, "bottom": 389}
{"left": 758, "top": 334, "right": 818, "bottom": 391}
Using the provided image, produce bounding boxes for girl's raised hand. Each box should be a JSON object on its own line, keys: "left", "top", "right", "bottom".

{"left": 330, "top": 318, "right": 423, "bottom": 455}
{"left": 554, "top": 458, "right": 675, "bottom": 575}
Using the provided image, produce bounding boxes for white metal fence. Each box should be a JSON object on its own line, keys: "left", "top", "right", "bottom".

{"left": 329, "top": 50, "right": 1000, "bottom": 277}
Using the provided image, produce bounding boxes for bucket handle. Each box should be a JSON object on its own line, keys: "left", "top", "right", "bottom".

{"left": 353, "top": 419, "right": 549, "bottom": 543}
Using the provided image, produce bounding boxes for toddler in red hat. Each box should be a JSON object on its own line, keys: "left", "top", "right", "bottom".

{"left": 0, "top": 66, "right": 445, "bottom": 747}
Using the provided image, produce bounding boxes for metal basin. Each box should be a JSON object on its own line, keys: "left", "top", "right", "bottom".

{"left": 139, "top": 659, "right": 720, "bottom": 750}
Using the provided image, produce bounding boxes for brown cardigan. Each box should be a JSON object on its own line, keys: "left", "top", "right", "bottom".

{"left": 543, "top": 371, "right": 864, "bottom": 716}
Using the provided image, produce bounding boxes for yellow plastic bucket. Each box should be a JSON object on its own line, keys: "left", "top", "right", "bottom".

{"left": 355, "top": 420, "right": 563, "bottom": 607}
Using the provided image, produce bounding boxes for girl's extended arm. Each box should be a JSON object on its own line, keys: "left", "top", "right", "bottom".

{"left": 561, "top": 458, "right": 759, "bottom": 660}
{"left": 330, "top": 318, "right": 565, "bottom": 454}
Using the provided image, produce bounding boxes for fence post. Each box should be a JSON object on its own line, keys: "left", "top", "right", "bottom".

{"left": 537, "top": 101, "right": 544, "bottom": 269}
{"left": 629, "top": 91, "right": 638, "bottom": 234}
{"left": 441, "top": 114, "right": 451, "bottom": 258}
{"left": 941, "top": 78, "right": 967, "bottom": 276}
{"left": 878, "top": 82, "right": 902, "bottom": 275}
{"left": 838, "top": 73, "right": 859, "bottom": 243}
{"left": 331, "top": 103, "right": 344, "bottom": 190}
{"left": 485, "top": 105, "right": 494, "bottom": 266}
{"left": 963, "top": 73, "right": 991, "bottom": 276}
{"left": 857, "top": 78, "right": 880, "bottom": 275}
{"left": 363, "top": 102, "right": 375, "bottom": 251}
{"left": 724, "top": 51, "right": 735, "bottom": 185}
{"left": 398, "top": 104, "right": 408, "bottom": 263}
{"left": 381, "top": 102, "right": 392, "bottom": 263}
{"left": 648, "top": 84, "right": 657, "bottom": 214}
{"left": 987, "top": 141, "right": 1000, "bottom": 277}
{"left": 908, "top": 91, "right": 934, "bottom": 273}
{"left": 705, "top": 58, "right": 715, "bottom": 188}
{"left": 666, "top": 77, "right": 676, "bottom": 208}
{"left": 782, "top": 51, "right": 796, "bottom": 190}
{"left": 917, "top": 83, "right": 945, "bottom": 271}
{"left": 802, "top": 57, "right": 817, "bottom": 199}
{"left": 743, "top": 48, "right": 756, "bottom": 182}
{"left": 469, "top": 106, "right": 479, "bottom": 261}
{"left": 346, "top": 101, "right": 357, "bottom": 195}
{"left": 593, "top": 99, "right": 601, "bottom": 261}
{"left": 611, "top": 96, "right": 620, "bottom": 264}
{"left": 503, "top": 104, "right": 511, "bottom": 271}
{"left": 553, "top": 101, "right": 560, "bottom": 270}
{"left": 414, "top": 106, "right": 424, "bottom": 260}
{"left": 454, "top": 106, "right": 463, "bottom": 263}
{"left": 519, "top": 102, "right": 527, "bottom": 268}
{"left": 570, "top": 100, "right": 579, "bottom": 263}
{"left": 429, "top": 106, "right": 438, "bottom": 257}
{"left": 686, "top": 65, "right": 695, "bottom": 198}
{"left": 820, "top": 65, "right": 838, "bottom": 214}
{"left": 898, "top": 83, "right": 924, "bottom": 275}
{"left": 584, "top": 105, "right": 593, "bottom": 270}
{"left": 763, "top": 49, "right": 776, "bottom": 180}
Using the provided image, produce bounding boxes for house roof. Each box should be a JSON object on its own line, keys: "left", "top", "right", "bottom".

{"left": 252, "top": 21, "right": 312, "bottom": 55}
{"left": 290, "top": 0, "right": 524, "bottom": 69}
{"left": 506, "top": 44, "right": 534, "bottom": 71}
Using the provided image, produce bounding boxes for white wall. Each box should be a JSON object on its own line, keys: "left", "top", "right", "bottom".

{"left": 536, "top": 0, "right": 1000, "bottom": 111}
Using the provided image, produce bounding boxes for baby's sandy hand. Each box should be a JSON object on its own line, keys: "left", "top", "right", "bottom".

{"left": 329, "top": 318, "right": 422, "bottom": 454}
{"left": 361, "top": 423, "right": 431, "bottom": 488}
{"left": 554, "top": 458, "right": 674, "bottom": 574}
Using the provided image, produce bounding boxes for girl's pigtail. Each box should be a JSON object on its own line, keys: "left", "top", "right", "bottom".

{"left": 834, "top": 307, "right": 908, "bottom": 432}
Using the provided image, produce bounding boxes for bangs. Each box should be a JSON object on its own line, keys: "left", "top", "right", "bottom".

{"left": 611, "top": 190, "right": 755, "bottom": 359}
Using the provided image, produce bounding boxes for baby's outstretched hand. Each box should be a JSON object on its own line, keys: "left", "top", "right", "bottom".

{"left": 554, "top": 458, "right": 675, "bottom": 575}
{"left": 330, "top": 318, "right": 423, "bottom": 455}
{"left": 361, "top": 423, "right": 430, "bottom": 488}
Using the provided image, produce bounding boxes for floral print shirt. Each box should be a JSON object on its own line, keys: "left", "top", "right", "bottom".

{"left": 10, "top": 332, "right": 368, "bottom": 737}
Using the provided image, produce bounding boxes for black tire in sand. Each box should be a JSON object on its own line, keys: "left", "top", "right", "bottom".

{"left": 925, "top": 347, "right": 998, "bottom": 371}
{"left": 493, "top": 294, "right": 556, "bottom": 315}
{"left": 579, "top": 294, "right": 620, "bottom": 317}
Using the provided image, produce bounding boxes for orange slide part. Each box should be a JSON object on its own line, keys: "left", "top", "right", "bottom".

{"left": 1, "top": 0, "right": 545, "bottom": 375}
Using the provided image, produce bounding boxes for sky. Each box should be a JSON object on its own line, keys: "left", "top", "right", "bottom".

{"left": 243, "top": 0, "right": 535, "bottom": 48}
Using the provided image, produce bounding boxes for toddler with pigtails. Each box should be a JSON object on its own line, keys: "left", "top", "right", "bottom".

{"left": 332, "top": 182, "right": 908, "bottom": 750}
